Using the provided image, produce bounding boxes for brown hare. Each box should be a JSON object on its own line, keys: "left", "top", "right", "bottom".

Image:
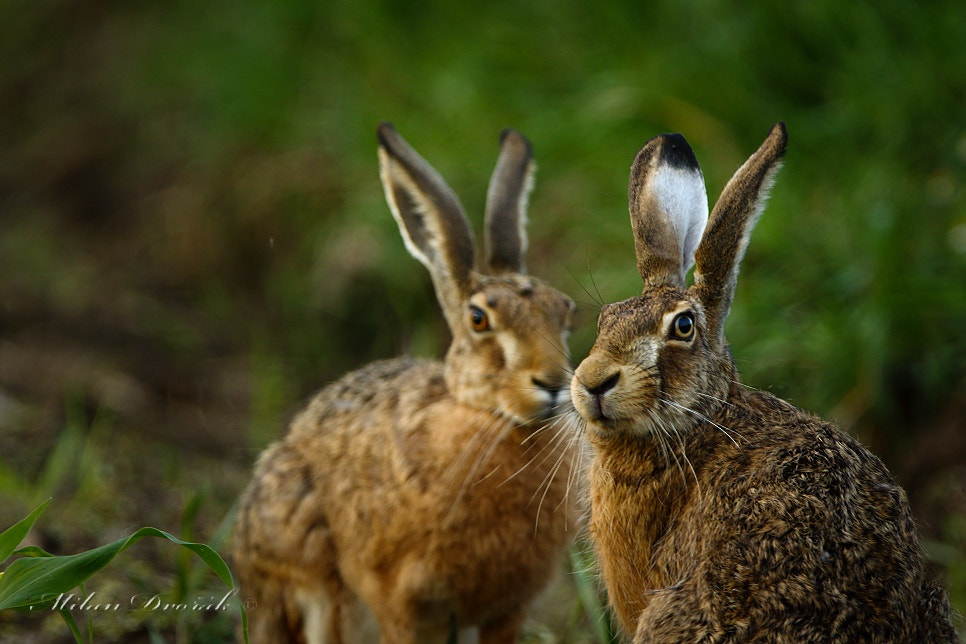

{"left": 570, "top": 122, "right": 957, "bottom": 642}
{"left": 233, "top": 123, "right": 584, "bottom": 643}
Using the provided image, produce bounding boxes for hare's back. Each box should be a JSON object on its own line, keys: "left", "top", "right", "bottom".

{"left": 291, "top": 357, "right": 446, "bottom": 438}
{"left": 234, "top": 358, "right": 448, "bottom": 575}
{"left": 280, "top": 356, "right": 456, "bottom": 495}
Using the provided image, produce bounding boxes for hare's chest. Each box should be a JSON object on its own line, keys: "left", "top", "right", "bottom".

{"left": 412, "top": 510, "right": 569, "bottom": 621}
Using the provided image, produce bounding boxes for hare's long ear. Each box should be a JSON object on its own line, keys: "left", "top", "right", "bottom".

{"left": 628, "top": 133, "right": 709, "bottom": 290}
{"left": 692, "top": 122, "right": 787, "bottom": 351}
{"left": 484, "top": 129, "right": 534, "bottom": 274}
{"left": 377, "top": 122, "right": 475, "bottom": 332}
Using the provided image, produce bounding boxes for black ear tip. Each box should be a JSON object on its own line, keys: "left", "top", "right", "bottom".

{"left": 659, "top": 133, "right": 700, "bottom": 171}
{"left": 377, "top": 121, "right": 397, "bottom": 147}
{"left": 770, "top": 121, "right": 788, "bottom": 151}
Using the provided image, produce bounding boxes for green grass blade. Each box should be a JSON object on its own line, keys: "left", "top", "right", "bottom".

{"left": 57, "top": 606, "right": 85, "bottom": 644}
{"left": 569, "top": 545, "right": 614, "bottom": 644}
{"left": 0, "top": 499, "right": 50, "bottom": 563}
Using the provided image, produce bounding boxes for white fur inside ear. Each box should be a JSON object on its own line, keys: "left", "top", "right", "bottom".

{"left": 512, "top": 163, "right": 534, "bottom": 259}
{"left": 379, "top": 148, "right": 438, "bottom": 270}
{"left": 650, "top": 165, "right": 709, "bottom": 274}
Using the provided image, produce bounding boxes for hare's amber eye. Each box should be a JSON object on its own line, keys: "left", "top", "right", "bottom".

{"left": 469, "top": 305, "right": 490, "bottom": 332}
{"left": 670, "top": 312, "right": 695, "bottom": 341}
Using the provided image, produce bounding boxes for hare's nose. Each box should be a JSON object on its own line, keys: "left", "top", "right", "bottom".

{"left": 532, "top": 377, "right": 563, "bottom": 401}
{"left": 532, "top": 377, "right": 560, "bottom": 392}
{"left": 586, "top": 371, "right": 620, "bottom": 396}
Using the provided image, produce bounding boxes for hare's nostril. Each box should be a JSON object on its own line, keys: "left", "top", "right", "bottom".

{"left": 587, "top": 372, "right": 620, "bottom": 396}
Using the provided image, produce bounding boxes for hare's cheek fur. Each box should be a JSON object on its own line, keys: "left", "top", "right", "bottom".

{"left": 496, "top": 331, "right": 571, "bottom": 420}
{"left": 447, "top": 333, "right": 562, "bottom": 423}
{"left": 448, "top": 284, "right": 573, "bottom": 424}
{"left": 655, "top": 339, "right": 708, "bottom": 408}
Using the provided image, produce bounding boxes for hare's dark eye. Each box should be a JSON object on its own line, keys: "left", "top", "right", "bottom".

{"left": 670, "top": 312, "right": 695, "bottom": 341}
{"left": 469, "top": 305, "right": 490, "bottom": 332}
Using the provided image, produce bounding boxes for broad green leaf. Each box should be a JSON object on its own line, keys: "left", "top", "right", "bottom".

{"left": 0, "top": 499, "right": 50, "bottom": 564}
{"left": 0, "top": 526, "right": 234, "bottom": 611}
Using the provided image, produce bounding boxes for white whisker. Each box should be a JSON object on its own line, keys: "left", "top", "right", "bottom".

{"left": 504, "top": 418, "right": 571, "bottom": 488}
{"left": 531, "top": 419, "right": 585, "bottom": 533}
{"left": 696, "top": 392, "right": 733, "bottom": 408}
{"left": 562, "top": 418, "right": 588, "bottom": 509}
{"left": 654, "top": 413, "right": 693, "bottom": 488}
{"left": 444, "top": 413, "right": 513, "bottom": 522}
{"left": 661, "top": 397, "right": 745, "bottom": 447}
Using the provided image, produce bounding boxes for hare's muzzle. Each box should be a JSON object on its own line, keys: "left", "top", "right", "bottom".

{"left": 572, "top": 358, "right": 622, "bottom": 423}
{"left": 532, "top": 376, "right": 567, "bottom": 408}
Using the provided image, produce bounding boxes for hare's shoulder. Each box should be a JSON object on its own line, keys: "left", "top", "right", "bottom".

{"left": 702, "top": 394, "right": 920, "bottom": 587}
{"left": 732, "top": 390, "right": 896, "bottom": 491}
{"left": 716, "top": 395, "right": 907, "bottom": 523}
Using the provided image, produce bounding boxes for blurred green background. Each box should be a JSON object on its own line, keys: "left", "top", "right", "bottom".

{"left": 1, "top": 0, "right": 964, "bottom": 640}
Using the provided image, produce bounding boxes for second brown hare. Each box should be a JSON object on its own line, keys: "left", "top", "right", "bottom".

{"left": 571, "top": 123, "right": 957, "bottom": 641}
{"left": 233, "top": 124, "right": 583, "bottom": 643}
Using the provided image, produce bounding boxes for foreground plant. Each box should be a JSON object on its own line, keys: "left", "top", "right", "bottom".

{"left": 0, "top": 499, "right": 247, "bottom": 643}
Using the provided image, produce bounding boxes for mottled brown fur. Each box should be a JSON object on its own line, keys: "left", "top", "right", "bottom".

{"left": 237, "top": 358, "right": 580, "bottom": 643}
{"left": 572, "top": 124, "right": 957, "bottom": 641}
{"left": 233, "top": 125, "right": 583, "bottom": 643}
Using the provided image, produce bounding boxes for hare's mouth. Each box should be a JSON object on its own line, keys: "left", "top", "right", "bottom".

{"left": 572, "top": 393, "right": 628, "bottom": 433}
{"left": 510, "top": 378, "right": 571, "bottom": 423}
{"left": 580, "top": 404, "right": 638, "bottom": 434}
{"left": 520, "top": 397, "right": 568, "bottom": 426}
{"left": 590, "top": 409, "right": 628, "bottom": 432}
{"left": 589, "top": 396, "right": 683, "bottom": 438}
{"left": 491, "top": 393, "right": 559, "bottom": 427}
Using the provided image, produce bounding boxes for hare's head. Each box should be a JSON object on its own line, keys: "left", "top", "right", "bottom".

{"left": 378, "top": 123, "right": 575, "bottom": 425}
{"left": 572, "top": 123, "right": 787, "bottom": 438}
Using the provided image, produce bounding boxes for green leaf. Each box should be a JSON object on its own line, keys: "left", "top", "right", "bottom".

{"left": 11, "top": 545, "right": 56, "bottom": 558}
{"left": 0, "top": 526, "right": 234, "bottom": 611}
{"left": 0, "top": 498, "right": 50, "bottom": 564}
